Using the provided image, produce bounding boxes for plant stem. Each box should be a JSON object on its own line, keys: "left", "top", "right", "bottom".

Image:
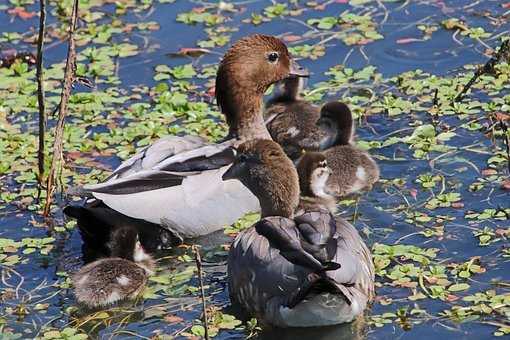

{"left": 43, "top": 0, "right": 78, "bottom": 216}
{"left": 455, "top": 40, "right": 510, "bottom": 102}
{"left": 36, "top": 0, "right": 46, "bottom": 196}
{"left": 193, "top": 245, "right": 210, "bottom": 340}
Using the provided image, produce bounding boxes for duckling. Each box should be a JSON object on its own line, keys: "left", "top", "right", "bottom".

{"left": 64, "top": 201, "right": 177, "bottom": 263}
{"left": 223, "top": 139, "right": 374, "bottom": 328}
{"left": 313, "top": 101, "right": 379, "bottom": 197}
{"left": 295, "top": 152, "right": 335, "bottom": 214}
{"left": 264, "top": 77, "right": 328, "bottom": 160}
{"left": 65, "top": 34, "right": 308, "bottom": 240}
{"left": 72, "top": 226, "right": 155, "bottom": 308}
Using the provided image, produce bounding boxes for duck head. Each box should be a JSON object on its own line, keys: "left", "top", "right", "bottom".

{"left": 317, "top": 101, "right": 354, "bottom": 147}
{"left": 216, "top": 34, "right": 308, "bottom": 140}
{"left": 108, "top": 226, "right": 138, "bottom": 261}
{"left": 296, "top": 152, "right": 332, "bottom": 199}
{"left": 222, "top": 139, "right": 300, "bottom": 218}
{"left": 108, "top": 226, "right": 151, "bottom": 264}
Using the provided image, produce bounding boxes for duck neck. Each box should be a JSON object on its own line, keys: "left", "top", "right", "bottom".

{"left": 253, "top": 173, "right": 299, "bottom": 219}
{"left": 216, "top": 71, "right": 271, "bottom": 141}
{"left": 260, "top": 196, "right": 295, "bottom": 219}
{"left": 233, "top": 97, "right": 271, "bottom": 141}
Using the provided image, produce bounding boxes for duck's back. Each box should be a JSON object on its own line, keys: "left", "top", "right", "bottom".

{"left": 265, "top": 101, "right": 323, "bottom": 159}
{"left": 324, "top": 145, "right": 379, "bottom": 196}
{"left": 73, "top": 258, "right": 148, "bottom": 307}
{"left": 68, "top": 137, "right": 260, "bottom": 239}
{"left": 228, "top": 212, "right": 374, "bottom": 327}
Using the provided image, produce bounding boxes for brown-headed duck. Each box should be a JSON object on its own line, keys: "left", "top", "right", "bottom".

{"left": 305, "top": 101, "right": 379, "bottom": 197}
{"left": 72, "top": 226, "right": 155, "bottom": 308}
{"left": 65, "top": 34, "right": 308, "bottom": 241}
{"left": 264, "top": 77, "right": 329, "bottom": 160}
{"left": 222, "top": 139, "right": 374, "bottom": 327}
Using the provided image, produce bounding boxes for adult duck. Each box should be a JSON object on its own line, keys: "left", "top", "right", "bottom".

{"left": 223, "top": 139, "right": 374, "bottom": 327}
{"left": 66, "top": 35, "right": 308, "bottom": 240}
{"left": 299, "top": 101, "right": 379, "bottom": 197}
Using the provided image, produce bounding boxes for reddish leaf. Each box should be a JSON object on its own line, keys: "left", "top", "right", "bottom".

{"left": 451, "top": 202, "right": 464, "bottom": 209}
{"left": 356, "top": 38, "right": 374, "bottom": 45}
{"left": 409, "top": 188, "right": 418, "bottom": 200}
{"left": 494, "top": 111, "right": 510, "bottom": 121}
{"left": 502, "top": 3, "right": 510, "bottom": 9}
{"left": 207, "top": 86, "right": 215, "bottom": 97}
{"left": 446, "top": 294, "right": 460, "bottom": 302}
{"left": 164, "top": 315, "right": 184, "bottom": 323}
{"left": 481, "top": 168, "right": 498, "bottom": 176}
{"left": 7, "top": 7, "right": 36, "bottom": 20}
{"left": 501, "top": 179, "right": 510, "bottom": 191}
{"left": 170, "top": 47, "right": 211, "bottom": 58}
{"left": 396, "top": 38, "right": 422, "bottom": 44}
{"left": 495, "top": 228, "right": 509, "bottom": 237}
{"left": 283, "top": 35, "right": 301, "bottom": 43}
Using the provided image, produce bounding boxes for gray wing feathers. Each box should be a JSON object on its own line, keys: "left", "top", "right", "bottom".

{"left": 110, "top": 135, "right": 207, "bottom": 179}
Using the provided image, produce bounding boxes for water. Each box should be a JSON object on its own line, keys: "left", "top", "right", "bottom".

{"left": 0, "top": 0, "right": 509, "bottom": 339}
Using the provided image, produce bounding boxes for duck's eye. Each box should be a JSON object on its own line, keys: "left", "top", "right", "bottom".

{"left": 238, "top": 154, "right": 248, "bottom": 163}
{"left": 319, "top": 160, "right": 327, "bottom": 168}
{"left": 267, "top": 52, "right": 279, "bottom": 63}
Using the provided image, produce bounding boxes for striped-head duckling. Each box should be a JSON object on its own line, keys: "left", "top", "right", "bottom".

{"left": 264, "top": 77, "right": 333, "bottom": 160}
{"left": 296, "top": 152, "right": 336, "bottom": 214}
{"left": 72, "top": 226, "right": 155, "bottom": 308}
{"left": 316, "top": 101, "right": 379, "bottom": 197}
{"left": 223, "top": 139, "right": 374, "bottom": 328}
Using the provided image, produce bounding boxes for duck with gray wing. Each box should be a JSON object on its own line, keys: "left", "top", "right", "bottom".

{"left": 65, "top": 35, "right": 308, "bottom": 241}
{"left": 299, "top": 101, "right": 379, "bottom": 198}
{"left": 72, "top": 226, "right": 155, "bottom": 308}
{"left": 222, "top": 139, "right": 374, "bottom": 327}
{"left": 264, "top": 77, "right": 331, "bottom": 160}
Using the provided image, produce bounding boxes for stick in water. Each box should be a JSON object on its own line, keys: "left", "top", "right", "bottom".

{"left": 193, "top": 245, "right": 210, "bottom": 340}
{"left": 36, "top": 0, "right": 46, "bottom": 195}
{"left": 43, "top": 0, "right": 79, "bottom": 216}
{"left": 455, "top": 40, "right": 510, "bottom": 102}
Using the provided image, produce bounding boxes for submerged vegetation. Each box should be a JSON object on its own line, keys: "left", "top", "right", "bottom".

{"left": 0, "top": 0, "right": 509, "bottom": 338}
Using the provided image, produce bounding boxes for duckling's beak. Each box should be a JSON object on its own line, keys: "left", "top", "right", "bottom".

{"left": 222, "top": 163, "right": 242, "bottom": 181}
{"left": 289, "top": 59, "right": 309, "bottom": 78}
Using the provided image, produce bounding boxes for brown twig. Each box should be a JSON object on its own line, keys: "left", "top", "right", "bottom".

{"left": 36, "top": 0, "right": 46, "bottom": 197}
{"left": 43, "top": 0, "right": 79, "bottom": 216}
{"left": 455, "top": 40, "right": 510, "bottom": 102}
{"left": 193, "top": 245, "right": 210, "bottom": 340}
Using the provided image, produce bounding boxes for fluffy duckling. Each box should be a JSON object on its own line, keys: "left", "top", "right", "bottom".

{"left": 223, "top": 139, "right": 374, "bottom": 328}
{"left": 66, "top": 34, "right": 308, "bottom": 240}
{"left": 311, "top": 101, "right": 379, "bottom": 197}
{"left": 73, "top": 226, "right": 155, "bottom": 308}
{"left": 264, "top": 77, "right": 327, "bottom": 160}
{"left": 64, "top": 201, "right": 176, "bottom": 263}
{"left": 296, "top": 152, "right": 336, "bottom": 214}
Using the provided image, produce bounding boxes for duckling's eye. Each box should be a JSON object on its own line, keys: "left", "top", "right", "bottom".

{"left": 267, "top": 52, "right": 279, "bottom": 64}
{"left": 319, "top": 160, "right": 327, "bottom": 168}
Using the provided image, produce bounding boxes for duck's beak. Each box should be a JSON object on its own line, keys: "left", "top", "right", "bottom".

{"left": 289, "top": 59, "right": 309, "bottom": 78}
{"left": 222, "top": 163, "right": 242, "bottom": 181}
